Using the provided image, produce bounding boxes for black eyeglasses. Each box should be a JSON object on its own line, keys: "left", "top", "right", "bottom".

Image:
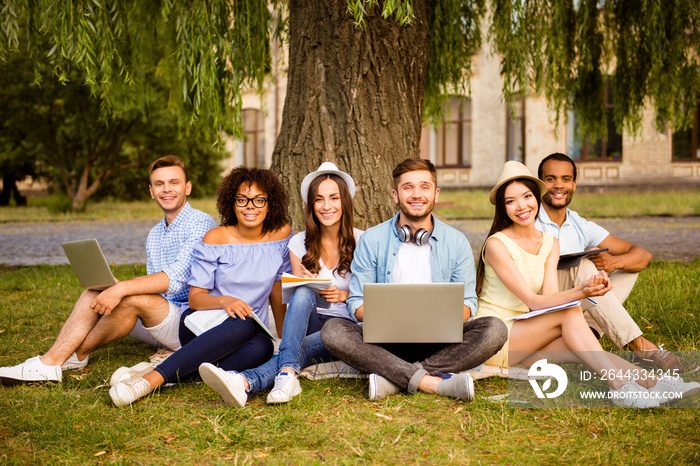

{"left": 235, "top": 196, "right": 268, "bottom": 208}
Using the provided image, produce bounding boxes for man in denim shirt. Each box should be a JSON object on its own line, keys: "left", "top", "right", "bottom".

{"left": 0, "top": 156, "right": 216, "bottom": 385}
{"left": 321, "top": 159, "right": 507, "bottom": 401}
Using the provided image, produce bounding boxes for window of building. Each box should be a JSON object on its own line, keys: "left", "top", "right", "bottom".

{"left": 241, "top": 109, "right": 265, "bottom": 167}
{"left": 506, "top": 95, "right": 525, "bottom": 163}
{"left": 566, "top": 78, "right": 622, "bottom": 162}
{"left": 672, "top": 96, "right": 700, "bottom": 161}
{"left": 434, "top": 96, "right": 472, "bottom": 167}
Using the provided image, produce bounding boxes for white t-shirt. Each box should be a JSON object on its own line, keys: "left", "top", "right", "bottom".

{"left": 288, "top": 228, "right": 364, "bottom": 319}
{"left": 391, "top": 241, "right": 433, "bottom": 284}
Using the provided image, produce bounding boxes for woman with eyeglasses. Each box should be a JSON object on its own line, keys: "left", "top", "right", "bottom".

{"left": 109, "top": 167, "right": 292, "bottom": 407}
{"left": 199, "top": 162, "right": 363, "bottom": 407}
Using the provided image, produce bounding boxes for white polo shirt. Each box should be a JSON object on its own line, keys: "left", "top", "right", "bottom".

{"left": 535, "top": 207, "right": 609, "bottom": 255}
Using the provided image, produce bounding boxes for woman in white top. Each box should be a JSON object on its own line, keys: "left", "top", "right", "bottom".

{"left": 200, "top": 162, "right": 362, "bottom": 406}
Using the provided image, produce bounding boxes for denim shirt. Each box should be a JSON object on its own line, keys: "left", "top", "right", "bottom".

{"left": 347, "top": 213, "right": 478, "bottom": 322}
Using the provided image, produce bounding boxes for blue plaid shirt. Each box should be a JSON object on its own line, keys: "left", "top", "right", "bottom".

{"left": 146, "top": 202, "right": 217, "bottom": 306}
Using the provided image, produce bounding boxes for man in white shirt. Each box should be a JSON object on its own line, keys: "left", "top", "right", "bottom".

{"left": 535, "top": 152, "right": 697, "bottom": 373}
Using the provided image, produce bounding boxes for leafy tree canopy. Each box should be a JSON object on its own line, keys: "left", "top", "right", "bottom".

{"left": 0, "top": 39, "right": 226, "bottom": 210}
{"left": 1, "top": 0, "right": 698, "bottom": 143}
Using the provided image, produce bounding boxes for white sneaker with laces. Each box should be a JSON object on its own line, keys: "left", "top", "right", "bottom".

{"left": 109, "top": 362, "right": 158, "bottom": 387}
{"left": 0, "top": 356, "right": 62, "bottom": 385}
{"left": 267, "top": 371, "right": 302, "bottom": 404}
{"left": 368, "top": 373, "right": 401, "bottom": 401}
{"left": 109, "top": 377, "right": 152, "bottom": 407}
{"left": 610, "top": 380, "right": 660, "bottom": 408}
{"left": 199, "top": 363, "right": 248, "bottom": 408}
{"left": 653, "top": 375, "right": 700, "bottom": 403}
{"left": 61, "top": 352, "right": 89, "bottom": 371}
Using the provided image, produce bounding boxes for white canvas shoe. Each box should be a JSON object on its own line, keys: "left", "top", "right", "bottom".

{"left": 61, "top": 352, "right": 89, "bottom": 371}
{"left": 652, "top": 375, "right": 700, "bottom": 403}
{"left": 109, "top": 362, "right": 158, "bottom": 387}
{"left": 199, "top": 363, "right": 248, "bottom": 408}
{"left": 610, "top": 380, "right": 660, "bottom": 408}
{"left": 109, "top": 377, "right": 152, "bottom": 407}
{"left": 0, "top": 356, "right": 62, "bottom": 385}
{"left": 267, "top": 372, "right": 302, "bottom": 404}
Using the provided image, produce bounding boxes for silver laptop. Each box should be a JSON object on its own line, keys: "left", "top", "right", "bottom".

{"left": 61, "top": 239, "right": 117, "bottom": 290}
{"left": 362, "top": 283, "right": 464, "bottom": 343}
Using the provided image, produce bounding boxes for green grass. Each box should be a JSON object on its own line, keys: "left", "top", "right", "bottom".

{"left": 0, "top": 197, "right": 219, "bottom": 222}
{"left": 436, "top": 188, "right": 700, "bottom": 219}
{"left": 2, "top": 187, "right": 698, "bottom": 222}
{"left": 1, "top": 262, "right": 699, "bottom": 464}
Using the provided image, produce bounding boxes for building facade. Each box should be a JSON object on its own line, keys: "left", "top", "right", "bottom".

{"left": 229, "top": 42, "right": 700, "bottom": 190}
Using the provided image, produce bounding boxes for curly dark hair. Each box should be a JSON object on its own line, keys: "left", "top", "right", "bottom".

{"left": 216, "top": 166, "right": 289, "bottom": 234}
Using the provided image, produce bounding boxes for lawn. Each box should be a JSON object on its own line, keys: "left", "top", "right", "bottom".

{"left": 1, "top": 261, "right": 699, "bottom": 464}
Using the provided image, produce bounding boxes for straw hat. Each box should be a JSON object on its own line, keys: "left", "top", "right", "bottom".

{"left": 489, "top": 161, "right": 547, "bottom": 205}
{"left": 300, "top": 162, "right": 356, "bottom": 203}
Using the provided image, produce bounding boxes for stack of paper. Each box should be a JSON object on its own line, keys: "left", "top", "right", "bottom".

{"left": 183, "top": 309, "right": 277, "bottom": 341}
{"left": 281, "top": 273, "right": 333, "bottom": 309}
{"left": 507, "top": 300, "right": 582, "bottom": 321}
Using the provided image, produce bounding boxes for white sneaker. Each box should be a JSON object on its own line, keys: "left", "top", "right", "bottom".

{"left": 109, "top": 362, "right": 158, "bottom": 387}
{"left": 0, "top": 356, "right": 62, "bottom": 385}
{"left": 653, "top": 375, "right": 700, "bottom": 403}
{"left": 61, "top": 352, "right": 89, "bottom": 371}
{"left": 610, "top": 380, "right": 660, "bottom": 408}
{"left": 267, "top": 372, "right": 302, "bottom": 404}
{"left": 198, "top": 363, "right": 248, "bottom": 408}
{"left": 368, "top": 373, "right": 401, "bottom": 401}
{"left": 109, "top": 377, "right": 152, "bottom": 407}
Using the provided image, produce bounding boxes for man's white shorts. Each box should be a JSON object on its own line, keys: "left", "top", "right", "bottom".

{"left": 127, "top": 300, "right": 182, "bottom": 351}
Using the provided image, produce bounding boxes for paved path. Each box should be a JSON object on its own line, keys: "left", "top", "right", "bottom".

{"left": 0, "top": 216, "right": 698, "bottom": 266}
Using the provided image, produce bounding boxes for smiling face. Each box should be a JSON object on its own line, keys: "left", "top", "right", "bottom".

{"left": 235, "top": 182, "right": 268, "bottom": 230}
{"left": 149, "top": 166, "right": 191, "bottom": 219}
{"left": 540, "top": 159, "right": 576, "bottom": 210}
{"left": 391, "top": 170, "right": 439, "bottom": 223}
{"left": 313, "top": 178, "right": 343, "bottom": 228}
{"left": 504, "top": 181, "right": 539, "bottom": 227}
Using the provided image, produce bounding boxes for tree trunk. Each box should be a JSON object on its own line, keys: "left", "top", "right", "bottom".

{"left": 271, "top": 0, "right": 431, "bottom": 230}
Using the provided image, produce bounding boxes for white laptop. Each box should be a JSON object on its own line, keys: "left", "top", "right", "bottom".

{"left": 61, "top": 239, "right": 117, "bottom": 290}
{"left": 362, "top": 283, "right": 464, "bottom": 343}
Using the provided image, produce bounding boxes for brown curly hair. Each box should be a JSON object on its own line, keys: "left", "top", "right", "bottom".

{"left": 216, "top": 166, "right": 289, "bottom": 234}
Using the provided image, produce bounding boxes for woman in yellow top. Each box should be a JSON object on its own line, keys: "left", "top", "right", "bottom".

{"left": 475, "top": 161, "right": 687, "bottom": 408}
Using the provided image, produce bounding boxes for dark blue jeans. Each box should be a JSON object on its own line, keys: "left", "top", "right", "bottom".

{"left": 154, "top": 308, "right": 274, "bottom": 384}
{"left": 320, "top": 316, "right": 508, "bottom": 393}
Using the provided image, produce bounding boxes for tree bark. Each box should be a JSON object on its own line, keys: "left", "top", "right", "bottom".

{"left": 271, "top": 0, "right": 432, "bottom": 230}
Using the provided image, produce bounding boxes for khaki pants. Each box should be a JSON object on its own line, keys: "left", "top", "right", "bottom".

{"left": 558, "top": 258, "right": 642, "bottom": 349}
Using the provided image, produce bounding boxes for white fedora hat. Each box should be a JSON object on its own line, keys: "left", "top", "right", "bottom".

{"left": 489, "top": 161, "right": 547, "bottom": 205}
{"left": 300, "top": 162, "right": 356, "bottom": 203}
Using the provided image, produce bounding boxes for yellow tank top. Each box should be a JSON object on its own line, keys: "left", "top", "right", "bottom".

{"left": 476, "top": 231, "right": 554, "bottom": 367}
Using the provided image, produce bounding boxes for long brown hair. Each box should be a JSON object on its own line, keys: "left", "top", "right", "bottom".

{"left": 301, "top": 174, "right": 356, "bottom": 277}
{"left": 476, "top": 178, "right": 542, "bottom": 295}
